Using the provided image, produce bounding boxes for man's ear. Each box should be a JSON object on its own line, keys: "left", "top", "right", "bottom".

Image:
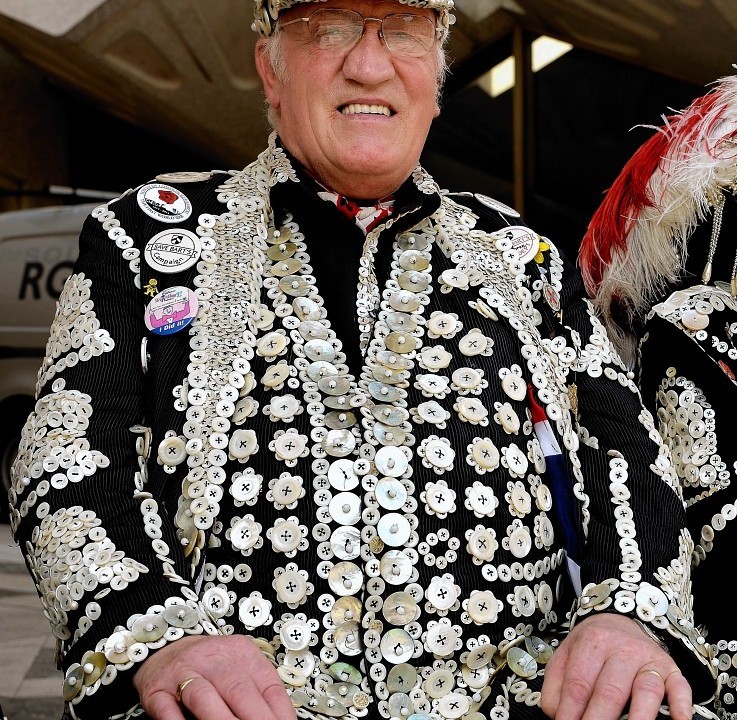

{"left": 255, "top": 38, "right": 281, "bottom": 111}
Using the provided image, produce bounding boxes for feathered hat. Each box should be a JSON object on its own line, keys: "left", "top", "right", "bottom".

{"left": 579, "top": 71, "right": 737, "bottom": 361}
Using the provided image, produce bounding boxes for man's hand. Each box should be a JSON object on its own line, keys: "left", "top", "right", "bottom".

{"left": 133, "top": 634, "right": 296, "bottom": 720}
{"left": 541, "top": 613, "right": 690, "bottom": 720}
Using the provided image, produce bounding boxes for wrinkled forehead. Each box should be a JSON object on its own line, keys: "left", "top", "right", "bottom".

{"left": 251, "top": 0, "right": 455, "bottom": 37}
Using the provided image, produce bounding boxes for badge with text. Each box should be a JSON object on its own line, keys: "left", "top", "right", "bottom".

{"left": 474, "top": 193, "right": 520, "bottom": 218}
{"left": 495, "top": 225, "right": 540, "bottom": 265}
{"left": 144, "top": 228, "right": 202, "bottom": 273}
{"left": 156, "top": 171, "right": 213, "bottom": 183}
{"left": 137, "top": 183, "right": 192, "bottom": 223}
{"left": 144, "top": 285, "right": 199, "bottom": 336}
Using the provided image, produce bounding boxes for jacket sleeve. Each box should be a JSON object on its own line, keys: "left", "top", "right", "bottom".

{"left": 8, "top": 190, "right": 214, "bottom": 719}
{"left": 534, "top": 242, "right": 716, "bottom": 701}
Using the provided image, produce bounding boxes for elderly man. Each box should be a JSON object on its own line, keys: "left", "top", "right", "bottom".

{"left": 8, "top": 0, "right": 716, "bottom": 719}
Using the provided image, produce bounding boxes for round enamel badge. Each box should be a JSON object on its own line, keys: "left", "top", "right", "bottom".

{"left": 137, "top": 183, "right": 192, "bottom": 223}
{"left": 144, "top": 228, "right": 201, "bottom": 273}
{"left": 144, "top": 286, "right": 199, "bottom": 336}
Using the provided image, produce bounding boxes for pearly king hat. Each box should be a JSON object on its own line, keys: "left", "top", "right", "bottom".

{"left": 252, "top": 0, "right": 455, "bottom": 38}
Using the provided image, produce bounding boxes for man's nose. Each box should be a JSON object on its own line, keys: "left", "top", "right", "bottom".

{"left": 342, "top": 17, "right": 396, "bottom": 83}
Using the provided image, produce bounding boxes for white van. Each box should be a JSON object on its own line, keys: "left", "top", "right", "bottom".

{"left": 0, "top": 203, "right": 95, "bottom": 519}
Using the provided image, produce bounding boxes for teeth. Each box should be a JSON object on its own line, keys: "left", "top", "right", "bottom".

{"left": 341, "top": 103, "right": 391, "bottom": 116}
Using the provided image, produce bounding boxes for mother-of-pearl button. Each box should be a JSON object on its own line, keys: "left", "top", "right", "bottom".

{"left": 635, "top": 584, "right": 669, "bottom": 616}
{"left": 510, "top": 485, "right": 531, "bottom": 514}
{"left": 238, "top": 595, "right": 271, "bottom": 628}
{"left": 465, "top": 640, "right": 498, "bottom": 668}
{"left": 458, "top": 329, "right": 487, "bottom": 356}
{"left": 495, "top": 402, "right": 521, "bottom": 434}
{"left": 203, "top": 587, "right": 231, "bottom": 618}
{"left": 514, "top": 585, "right": 537, "bottom": 616}
{"left": 275, "top": 570, "right": 307, "bottom": 604}
{"left": 278, "top": 275, "right": 311, "bottom": 297}
{"left": 328, "top": 560, "right": 363, "bottom": 596}
{"left": 371, "top": 404, "right": 409, "bottom": 426}
{"left": 417, "top": 400, "right": 450, "bottom": 425}
{"left": 262, "top": 363, "right": 292, "bottom": 388}
{"left": 415, "top": 374, "right": 450, "bottom": 395}
{"left": 440, "top": 268, "right": 470, "bottom": 291}
{"left": 271, "top": 519, "right": 302, "bottom": 553}
{"left": 426, "top": 577, "right": 459, "bottom": 610}
{"left": 422, "top": 438, "right": 455, "bottom": 469}
{"left": 509, "top": 527, "right": 532, "bottom": 558}
{"left": 329, "top": 492, "right": 361, "bottom": 525}
{"left": 385, "top": 331, "right": 419, "bottom": 354}
{"left": 257, "top": 331, "right": 288, "bottom": 357}
{"left": 501, "top": 373, "right": 527, "bottom": 401}
{"left": 280, "top": 618, "right": 311, "bottom": 651}
{"left": 273, "top": 432, "right": 307, "bottom": 461}
{"left": 506, "top": 646, "right": 537, "bottom": 677}
{"left": 681, "top": 308, "right": 709, "bottom": 331}
{"left": 272, "top": 475, "right": 302, "bottom": 504}
{"left": 229, "top": 429, "right": 259, "bottom": 460}
{"left": 399, "top": 249, "right": 430, "bottom": 270}
{"left": 304, "top": 338, "right": 336, "bottom": 363}
{"left": 456, "top": 397, "right": 488, "bottom": 423}
{"left": 427, "top": 312, "right": 458, "bottom": 337}
{"left": 331, "top": 526, "right": 361, "bottom": 560}
{"left": 383, "top": 591, "right": 419, "bottom": 625}
{"left": 375, "top": 478, "right": 408, "bottom": 511}
{"left": 424, "top": 482, "right": 456, "bottom": 514}
{"left": 389, "top": 290, "right": 422, "bottom": 313}
{"left": 467, "top": 528, "right": 497, "bottom": 561}
{"left": 387, "top": 663, "right": 417, "bottom": 693}
{"left": 322, "top": 428, "right": 356, "bottom": 457}
{"left": 419, "top": 345, "right": 453, "bottom": 371}
{"left": 504, "top": 444, "right": 528, "bottom": 475}
{"left": 331, "top": 596, "right": 362, "bottom": 626}
{"left": 231, "top": 471, "right": 261, "bottom": 503}
{"left": 328, "top": 458, "right": 360, "bottom": 491}
{"left": 157, "top": 436, "right": 186, "bottom": 465}
{"left": 471, "top": 437, "right": 500, "bottom": 471}
{"left": 230, "top": 518, "right": 260, "bottom": 551}
{"left": 285, "top": 649, "right": 316, "bottom": 678}
{"left": 334, "top": 621, "right": 362, "bottom": 656}
{"left": 380, "top": 628, "right": 414, "bottom": 664}
{"left": 380, "top": 550, "right": 413, "bottom": 584}
{"left": 374, "top": 446, "right": 409, "bottom": 478}
{"left": 293, "top": 296, "right": 321, "bottom": 321}
{"left": 452, "top": 367, "right": 482, "bottom": 391}
{"left": 465, "top": 484, "right": 499, "bottom": 516}
{"left": 377, "top": 513, "right": 412, "bottom": 547}
{"left": 424, "top": 668, "right": 455, "bottom": 698}
{"left": 425, "top": 623, "right": 460, "bottom": 656}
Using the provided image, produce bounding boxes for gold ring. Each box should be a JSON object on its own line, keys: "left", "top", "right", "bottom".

{"left": 175, "top": 677, "right": 196, "bottom": 703}
{"left": 637, "top": 668, "right": 666, "bottom": 683}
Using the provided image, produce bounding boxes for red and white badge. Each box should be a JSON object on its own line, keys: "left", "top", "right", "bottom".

{"left": 137, "top": 183, "right": 192, "bottom": 223}
{"left": 144, "top": 228, "right": 201, "bottom": 273}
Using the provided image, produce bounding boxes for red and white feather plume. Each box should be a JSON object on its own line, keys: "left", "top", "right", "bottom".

{"left": 579, "top": 71, "right": 737, "bottom": 362}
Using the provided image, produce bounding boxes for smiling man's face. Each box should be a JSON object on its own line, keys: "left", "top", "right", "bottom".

{"left": 255, "top": 0, "right": 442, "bottom": 199}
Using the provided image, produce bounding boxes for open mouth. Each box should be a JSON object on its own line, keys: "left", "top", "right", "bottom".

{"left": 339, "top": 103, "right": 394, "bottom": 116}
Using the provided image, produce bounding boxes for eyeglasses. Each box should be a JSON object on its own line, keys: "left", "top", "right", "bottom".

{"left": 277, "top": 8, "right": 441, "bottom": 57}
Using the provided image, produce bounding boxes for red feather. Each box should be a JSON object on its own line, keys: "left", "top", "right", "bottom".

{"left": 579, "top": 87, "right": 731, "bottom": 297}
{"left": 579, "top": 131, "right": 669, "bottom": 296}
